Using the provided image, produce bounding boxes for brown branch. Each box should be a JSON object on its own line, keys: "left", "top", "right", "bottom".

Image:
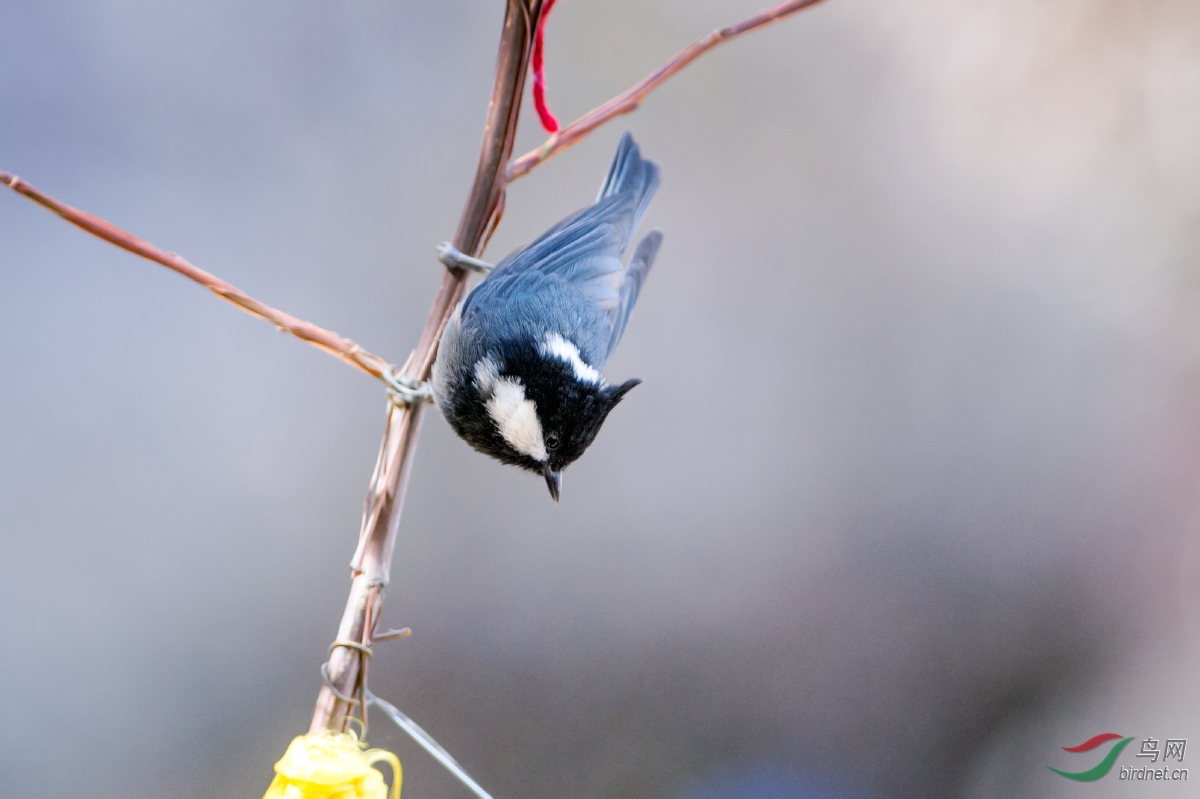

{"left": 0, "top": 170, "right": 392, "bottom": 381}
{"left": 309, "top": 0, "right": 545, "bottom": 734}
{"left": 506, "top": 0, "right": 827, "bottom": 181}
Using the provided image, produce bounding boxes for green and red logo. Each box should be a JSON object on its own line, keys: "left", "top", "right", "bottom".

{"left": 1047, "top": 733, "right": 1135, "bottom": 781}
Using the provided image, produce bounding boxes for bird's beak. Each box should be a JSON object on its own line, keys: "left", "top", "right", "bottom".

{"left": 544, "top": 469, "right": 562, "bottom": 503}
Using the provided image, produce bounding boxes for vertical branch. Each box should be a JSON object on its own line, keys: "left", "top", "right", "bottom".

{"left": 310, "top": 0, "right": 543, "bottom": 734}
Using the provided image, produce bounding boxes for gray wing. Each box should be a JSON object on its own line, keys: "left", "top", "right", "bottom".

{"left": 494, "top": 207, "right": 630, "bottom": 312}
{"left": 606, "top": 230, "right": 662, "bottom": 360}
{"left": 483, "top": 132, "right": 661, "bottom": 359}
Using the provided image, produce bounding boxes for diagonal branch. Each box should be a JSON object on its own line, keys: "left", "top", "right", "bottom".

{"left": 0, "top": 170, "right": 392, "bottom": 380}
{"left": 506, "top": 0, "right": 827, "bottom": 181}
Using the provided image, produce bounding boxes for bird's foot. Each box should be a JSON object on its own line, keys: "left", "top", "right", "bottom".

{"left": 437, "top": 242, "right": 494, "bottom": 274}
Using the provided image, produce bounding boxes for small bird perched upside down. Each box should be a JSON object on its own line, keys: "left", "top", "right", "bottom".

{"left": 432, "top": 132, "right": 662, "bottom": 501}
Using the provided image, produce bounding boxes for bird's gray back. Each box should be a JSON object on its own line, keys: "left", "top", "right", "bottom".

{"left": 462, "top": 133, "right": 661, "bottom": 368}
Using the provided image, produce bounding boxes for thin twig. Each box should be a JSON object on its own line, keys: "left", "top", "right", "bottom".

{"left": 309, "top": 0, "right": 546, "bottom": 734}
{"left": 506, "top": 0, "right": 827, "bottom": 181}
{"left": 0, "top": 170, "right": 391, "bottom": 380}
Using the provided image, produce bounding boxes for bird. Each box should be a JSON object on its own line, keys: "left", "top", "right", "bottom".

{"left": 432, "top": 131, "right": 662, "bottom": 502}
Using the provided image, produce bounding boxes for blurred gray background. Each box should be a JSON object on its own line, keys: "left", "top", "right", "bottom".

{"left": 2, "top": 1, "right": 1199, "bottom": 797}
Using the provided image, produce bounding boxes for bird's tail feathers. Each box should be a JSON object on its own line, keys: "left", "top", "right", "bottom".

{"left": 597, "top": 131, "right": 661, "bottom": 231}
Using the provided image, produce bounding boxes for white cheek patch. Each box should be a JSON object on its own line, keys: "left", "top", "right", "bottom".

{"left": 474, "top": 357, "right": 547, "bottom": 462}
{"left": 539, "top": 333, "right": 603, "bottom": 385}
{"left": 486, "top": 380, "right": 548, "bottom": 462}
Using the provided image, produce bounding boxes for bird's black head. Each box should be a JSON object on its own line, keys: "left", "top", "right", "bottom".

{"left": 455, "top": 335, "right": 639, "bottom": 501}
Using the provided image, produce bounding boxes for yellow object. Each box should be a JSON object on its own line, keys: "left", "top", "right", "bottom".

{"left": 262, "top": 731, "right": 401, "bottom": 799}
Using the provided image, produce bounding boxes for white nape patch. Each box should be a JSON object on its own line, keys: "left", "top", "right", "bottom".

{"left": 539, "top": 333, "right": 603, "bottom": 385}
{"left": 474, "top": 356, "right": 547, "bottom": 462}
{"left": 473, "top": 356, "right": 500, "bottom": 394}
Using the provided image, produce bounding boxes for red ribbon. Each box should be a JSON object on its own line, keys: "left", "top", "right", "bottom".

{"left": 531, "top": 0, "right": 560, "bottom": 133}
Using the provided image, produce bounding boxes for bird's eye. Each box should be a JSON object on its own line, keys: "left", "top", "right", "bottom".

{"left": 545, "top": 432, "right": 560, "bottom": 450}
